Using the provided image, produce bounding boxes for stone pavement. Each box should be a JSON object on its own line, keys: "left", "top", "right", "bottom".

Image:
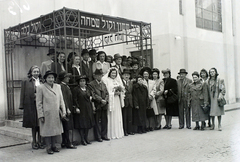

{"left": 1, "top": 109, "right": 240, "bottom": 162}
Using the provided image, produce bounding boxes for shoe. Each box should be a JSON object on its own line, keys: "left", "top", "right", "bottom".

{"left": 200, "top": 126, "right": 205, "bottom": 131}
{"left": 128, "top": 132, "right": 135, "bottom": 135}
{"left": 38, "top": 143, "right": 45, "bottom": 149}
{"left": 85, "top": 140, "right": 91, "bottom": 144}
{"left": 179, "top": 126, "right": 184, "bottom": 129}
{"left": 167, "top": 126, "right": 172, "bottom": 130}
{"left": 193, "top": 126, "right": 200, "bottom": 130}
{"left": 66, "top": 144, "right": 77, "bottom": 149}
{"left": 51, "top": 147, "right": 60, "bottom": 152}
{"left": 61, "top": 143, "right": 66, "bottom": 148}
{"left": 149, "top": 127, "right": 154, "bottom": 131}
{"left": 145, "top": 127, "right": 150, "bottom": 132}
{"left": 32, "top": 142, "right": 39, "bottom": 150}
{"left": 210, "top": 125, "right": 215, "bottom": 130}
{"left": 142, "top": 130, "right": 147, "bottom": 133}
{"left": 101, "top": 137, "right": 110, "bottom": 141}
{"left": 218, "top": 125, "right": 222, "bottom": 131}
{"left": 81, "top": 141, "right": 87, "bottom": 146}
{"left": 97, "top": 138, "right": 103, "bottom": 142}
{"left": 124, "top": 133, "right": 129, "bottom": 136}
{"left": 163, "top": 125, "right": 168, "bottom": 129}
{"left": 46, "top": 148, "right": 54, "bottom": 154}
{"left": 187, "top": 127, "right": 191, "bottom": 129}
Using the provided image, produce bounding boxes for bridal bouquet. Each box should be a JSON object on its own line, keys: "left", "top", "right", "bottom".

{"left": 114, "top": 85, "right": 124, "bottom": 92}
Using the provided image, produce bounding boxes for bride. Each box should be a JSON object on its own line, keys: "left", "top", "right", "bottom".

{"left": 102, "top": 67, "right": 125, "bottom": 139}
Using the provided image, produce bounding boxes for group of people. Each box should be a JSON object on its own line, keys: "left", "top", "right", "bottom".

{"left": 19, "top": 48, "right": 226, "bottom": 155}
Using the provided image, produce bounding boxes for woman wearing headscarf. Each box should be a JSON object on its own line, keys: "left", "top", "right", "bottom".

{"left": 208, "top": 68, "right": 226, "bottom": 131}
{"left": 36, "top": 70, "right": 66, "bottom": 154}
{"left": 19, "top": 65, "right": 44, "bottom": 149}
{"left": 161, "top": 68, "right": 179, "bottom": 129}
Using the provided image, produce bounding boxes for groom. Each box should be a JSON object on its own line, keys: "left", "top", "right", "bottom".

{"left": 89, "top": 69, "right": 110, "bottom": 142}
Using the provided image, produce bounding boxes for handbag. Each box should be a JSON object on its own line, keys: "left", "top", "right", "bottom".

{"left": 201, "top": 105, "right": 210, "bottom": 114}
{"left": 218, "top": 97, "right": 226, "bottom": 107}
{"left": 166, "top": 89, "right": 178, "bottom": 104}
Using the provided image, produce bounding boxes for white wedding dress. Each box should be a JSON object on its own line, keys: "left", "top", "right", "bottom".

{"left": 102, "top": 69, "right": 125, "bottom": 139}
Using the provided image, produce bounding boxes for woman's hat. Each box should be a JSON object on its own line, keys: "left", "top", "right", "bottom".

{"left": 130, "top": 61, "right": 139, "bottom": 67}
{"left": 43, "top": 70, "right": 57, "bottom": 79}
{"left": 113, "top": 53, "right": 122, "bottom": 60}
{"left": 161, "top": 68, "right": 171, "bottom": 74}
{"left": 58, "top": 71, "right": 72, "bottom": 80}
{"left": 94, "top": 69, "right": 103, "bottom": 75}
{"left": 178, "top": 69, "right": 188, "bottom": 74}
{"left": 192, "top": 71, "right": 199, "bottom": 77}
{"left": 122, "top": 69, "right": 131, "bottom": 75}
{"left": 75, "top": 75, "right": 89, "bottom": 82}
{"left": 47, "top": 49, "right": 57, "bottom": 56}
{"left": 81, "top": 49, "right": 89, "bottom": 56}
{"left": 139, "top": 67, "right": 152, "bottom": 76}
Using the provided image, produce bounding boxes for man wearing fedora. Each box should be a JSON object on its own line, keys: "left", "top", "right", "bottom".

{"left": 81, "top": 49, "right": 94, "bottom": 82}
{"left": 88, "top": 69, "right": 110, "bottom": 142}
{"left": 40, "top": 49, "right": 58, "bottom": 75}
{"left": 122, "top": 68, "right": 134, "bottom": 136}
{"left": 177, "top": 69, "right": 192, "bottom": 129}
{"left": 58, "top": 71, "right": 76, "bottom": 149}
{"left": 113, "top": 53, "right": 124, "bottom": 75}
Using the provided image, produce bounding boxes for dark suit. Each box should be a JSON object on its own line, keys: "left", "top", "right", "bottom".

{"left": 89, "top": 80, "right": 109, "bottom": 139}
{"left": 177, "top": 78, "right": 192, "bottom": 128}
{"left": 122, "top": 79, "right": 133, "bottom": 134}
{"left": 60, "top": 82, "right": 74, "bottom": 146}
{"left": 82, "top": 60, "right": 93, "bottom": 82}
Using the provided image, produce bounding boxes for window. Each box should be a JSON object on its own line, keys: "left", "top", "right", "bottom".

{"left": 195, "top": 0, "right": 222, "bottom": 32}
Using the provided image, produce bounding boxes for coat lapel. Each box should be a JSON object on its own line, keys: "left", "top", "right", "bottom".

{"left": 44, "top": 83, "right": 57, "bottom": 95}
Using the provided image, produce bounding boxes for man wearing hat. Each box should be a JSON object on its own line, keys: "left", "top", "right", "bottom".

{"left": 122, "top": 69, "right": 134, "bottom": 136}
{"left": 58, "top": 71, "right": 76, "bottom": 149}
{"left": 40, "top": 49, "right": 58, "bottom": 75}
{"left": 177, "top": 69, "right": 192, "bottom": 129}
{"left": 113, "top": 53, "right": 124, "bottom": 75}
{"left": 81, "top": 49, "right": 93, "bottom": 82}
{"left": 88, "top": 69, "right": 109, "bottom": 142}
{"left": 89, "top": 49, "right": 97, "bottom": 63}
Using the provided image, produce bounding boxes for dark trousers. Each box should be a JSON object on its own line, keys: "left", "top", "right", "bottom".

{"left": 94, "top": 109, "right": 108, "bottom": 139}
{"left": 62, "top": 120, "right": 71, "bottom": 145}
{"left": 122, "top": 105, "right": 133, "bottom": 133}
{"left": 45, "top": 136, "right": 57, "bottom": 149}
{"left": 179, "top": 101, "right": 191, "bottom": 128}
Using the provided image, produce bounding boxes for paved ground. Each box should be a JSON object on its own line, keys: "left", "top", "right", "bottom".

{"left": 1, "top": 109, "right": 240, "bottom": 162}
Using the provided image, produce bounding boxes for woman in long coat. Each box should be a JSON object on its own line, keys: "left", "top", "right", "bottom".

{"left": 36, "top": 70, "right": 66, "bottom": 154}
{"left": 73, "top": 75, "right": 94, "bottom": 145}
{"left": 153, "top": 68, "right": 166, "bottom": 130}
{"left": 162, "top": 68, "right": 179, "bottom": 129}
{"left": 19, "top": 65, "right": 43, "bottom": 149}
{"left": 188, "top": 71, "right": 209, "bottom": 130}
{"left": 208, "top": 68, "right": 226, "bottom": 131}
{"left": 132, "top": 75, "right": 149, "bottom": 134}
{"left": 58, "top": 71, "right": 76, "bottom": 149}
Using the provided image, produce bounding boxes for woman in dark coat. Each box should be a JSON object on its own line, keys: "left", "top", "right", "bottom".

{"left": 58, "top": 71, "right": 76, "bottom": 149}
{"left": 73, "top": 75, "right": 94, "bottom": 145}
{"left": 188, "top": 71, "right": 209, "bottom": 130}
{"left": 19, "top": 65, "right": 43, "bottom": 149}
{"left": 132, "top": 75, "right": 149, "bottom": 134}
{"left": 162, "top": 68, "right": 179, "bottom": 129}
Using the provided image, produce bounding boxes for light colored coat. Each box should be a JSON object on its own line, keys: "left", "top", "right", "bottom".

{"left": 36, "top": 83, "right": 66, "bottom": 137}
{"left": 143, "top": 79, "right": 158, "bottom": 115}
